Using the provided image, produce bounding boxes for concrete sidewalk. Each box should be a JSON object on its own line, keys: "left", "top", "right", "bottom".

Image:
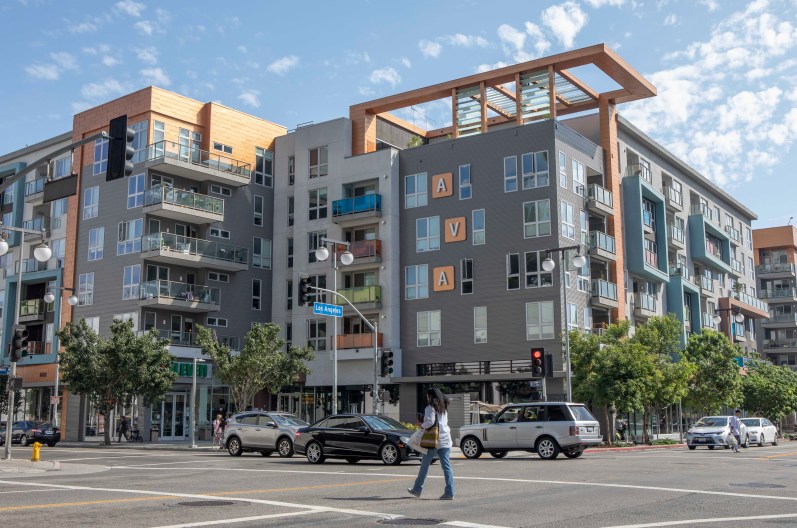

{"left": 0, "top": 459, "right": 60, "bottom": 474}
{"left": 56, "top": 439, "right": 220, "bottom": 451}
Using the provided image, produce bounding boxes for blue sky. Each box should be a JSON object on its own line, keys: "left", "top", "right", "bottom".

{"left": 2, "top": 0, "right": 796, "bottom": 227}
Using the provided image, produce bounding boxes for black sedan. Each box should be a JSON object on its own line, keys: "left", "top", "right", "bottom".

{"left": 294, "top": 414, "right": 422, "bottom": 465}
{"left": 0, "top": 421, "right": 61, "bottom": 447}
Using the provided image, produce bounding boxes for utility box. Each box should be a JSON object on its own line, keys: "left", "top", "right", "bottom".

{"left": 445, "top": 393, "right": 470, "bottom": 441}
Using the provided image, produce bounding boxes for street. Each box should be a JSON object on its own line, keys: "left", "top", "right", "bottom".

{"left": 1, "top": 444, "right": 797, "bottom": 527}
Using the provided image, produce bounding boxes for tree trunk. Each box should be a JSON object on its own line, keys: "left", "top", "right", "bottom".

{"left": 103, "top": 412, "right": 112, "bottom": 446}
{"left": 642, "top": 408, "right": 650, "bottom": 444}
{"left": 604, "top": 407, "right": 612, "bottom": 446}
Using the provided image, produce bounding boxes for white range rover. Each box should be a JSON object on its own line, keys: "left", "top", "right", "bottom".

{"left": 458, "top": 402, "right": 602, "bottom": 460}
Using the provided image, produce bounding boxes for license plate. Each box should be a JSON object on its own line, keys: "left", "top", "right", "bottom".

{"left": 45, "top": 431, "right": 53, "bottom": 435}
{"left": 697, "top": 438, "right": 707, "bottom": 443}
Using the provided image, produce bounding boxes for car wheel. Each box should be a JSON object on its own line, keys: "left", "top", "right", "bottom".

{"left": 19, "top": 435, "right": 28, "bottom": 447}
{"left": 260, "top": 451, "right": 273, "bottom": 457}
{"left": 708, "top": 445, "right": 715, "bottom": 450}
{"left": 742, "top": 435, "right": 750, "bottom": 448}
{"left": 723, "top": 445, "right": 730, "bottom": 449}
{"left": 306, "top": 441, "right": 325, "bottom": 464}
{"left": 226, "top": 436, "right": 243, "bottom": 456}
{"left": 345, "top": 458, "right": 360, "bottom": 464}
{"left": 277, "top": 437, "right": 294, "bottom": 458}
{"left": 47, "top": 442, "right": 56, "bottom": 448}
{"left": 490, "top": 450, "right": 508, "bottom": 458}
{"left": 380, "top": 442, "right": 402, "bottom": 465}
{"left": 772, "top": 433, "right": 779, "bottom": 446}
{"left": 460, "top": 437, "right": 483, "bottom": 459}
{"left": 536, "top": 436, "right": 560, "bottom": 460}
{"left": 688, "top": 445, "right": 697, "bottom": 450}
{"left": 563, "top": 449, "right": 583, "bottom": 459}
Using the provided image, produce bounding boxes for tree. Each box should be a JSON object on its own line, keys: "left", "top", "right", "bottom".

{"left": 195, "top": 322, "right": 314, "bottom": 413}
{"left": 742, "top": 359, "right": 797, "bottom": 422}
{"left": 407, "top": 135, "right": 423, "bottom": 148}
{"left": 0, "top": 376, "right": 22, "bottom": 421}
{"left": 683, "top": 329, "right": 743, "bottom": 415}
{"left": 57, "top": 318, "right": 176, "bottom": 445}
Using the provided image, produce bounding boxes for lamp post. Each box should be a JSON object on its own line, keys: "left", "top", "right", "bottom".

{"left": 712, "top": 308, "right": 744, "bottom": 341}
{"left": 189, "top": 357, "right": 210, "bottom": 449}
{"left": 541, "top": 245, "right": 587, "bottom": 403}
{"left": 0, "top": 224, "right": 52, "bottom": 460}
{"left": 314, "top": 237, "right": 353, "bottom": 416}
{"left": 42, "top": 287, "right": 78, "bottom": 427}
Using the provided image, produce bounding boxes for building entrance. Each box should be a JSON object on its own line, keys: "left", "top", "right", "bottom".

{"left": 156, "top": 393, "right": 188, "bottom": 441}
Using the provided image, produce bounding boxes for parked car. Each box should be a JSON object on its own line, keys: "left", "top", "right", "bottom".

{"left": 458, "top": 402, "right": 602, "bottom": 460}
{"left": 223, "top": 412, "right": 309, "bottom": 457}
{"left": 741, "top": 417, "right": 779, "bottom": 447}
{"left": 0, "top": 421, "right": 61, "bottom": 447}
{"left": 294, "top": 414, "right": 423, "bottom": 465}
{"left": 687, "top": 416, "right": 748, "bottom": 450}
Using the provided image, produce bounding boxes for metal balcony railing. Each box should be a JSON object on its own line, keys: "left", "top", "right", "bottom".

{"left": 702, "top": 313, "right": 717, "bottom": 329}
{"left": 700, "top": 275, "right": 714, "bottom": 292}
{"left": 664, "top": 186, "right": 682, "bottom": 206}
{"left": 705, "top": 239, "right": 723, "bottom": 259}
{"left": 669, "top": 265, "right": 691, "bottom": 280}
{"left": 669, "top": 224, "right": 685, "bottom": 243}
{"left": 766, "top": 313, "right": 797, "bottom": 323}
{"left": 15, "top": 258, "right": 47, "bottom": 273}
{"left": 757, "top": 263, "right": 796, "bottom": 275}
{"left": 141, "top": 232, "right": 248, "bottom": 264}
{"left": 333, "top": 285, "right": 381, "bottom": 305}
{"left": 765, "top": 339, "right": 797, "bottom": 348}
{"left": 146, "top": 140, "right": 252, "bottom": 177}
{"left": 625, "top": 163, "right": 652, "bottom": 183}
{"left": 24, "top": 178, "right": 45, "bottom": 196}
{"left": 735, "top": 291, "right": 768, "bottom": 312}
{"left": 144, "top": 185, "right": 224, "bottom": 215}
{"left": 139, "top": 329, "right": 197, "bottom": 347}
{"left": 19, "top": 299, "right": 44, "bottom": 317}
{"left": 588, "top": 184, "right": 613, "bottom": 208}
{"left": 760, "top": 288, "right": 797, "bottom": 299}
{"left": 731, "top": 258, "right": 743, "bottom": 274}
{"left": 591, "top": 279, "right": 618, "bottom": 301}
{"left": 417, "top": 359, "right": 535, "bottom": 377}
{"left": 733, "top": 324, "right": 746, "bottom": 338}
{"left": 589, "top": 231, "right": 616, "bottom": 254}
{"left": 139, "top": 280, "right": 220, "bottom": 306}
{"left": 635, "top": 292, "right": 656, "bottom": 312}
{"left": 725, "top": 225, "right": 741, "bottom": 243}
{"left": 22, "top": 217, "right": 47, "bottom": 232}
{"left": 644, "top": 248, "right": 658, "bottom": 268}
{"left": 332, "top": 194, "right": 382, "bottom": 217}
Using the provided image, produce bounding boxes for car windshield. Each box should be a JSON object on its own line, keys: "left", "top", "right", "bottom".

{"left": 272, "top": 415, "right": 309, "bottom": 427}
{"left": 695, "top": 417, "right": 728, "bottom": 427}
{"left": 568, "top": 405, "right": 595, "bottom": 421}
{"left": 741, "top": 419, "right": 760, "bottom": 427}
{"left": 362, "top": 416, "right": 407, "bottom": 431}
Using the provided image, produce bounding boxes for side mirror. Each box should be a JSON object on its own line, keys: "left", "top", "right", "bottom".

{"left": 266, "top": 422, "right": 278, "bottom": 429}
{"left": 357, "top": 426, "right": 370, "bottom": 434}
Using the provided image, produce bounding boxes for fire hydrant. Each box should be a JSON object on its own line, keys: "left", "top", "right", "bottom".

{"left": 31, "top": 442, "right": 42, "bottom": 462}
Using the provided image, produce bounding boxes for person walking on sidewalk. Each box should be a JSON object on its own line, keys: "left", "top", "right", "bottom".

{"left": 729, "top": 409, "right": 743, "bottom": 453}
{"left": 213, "top": 414, "right": 224, "bottom": 450}
{"left": 117, "top": 416, "right": 129, "bottom": 443}
{"left": 408, "top": 388, "right": 455, "bottom": 500}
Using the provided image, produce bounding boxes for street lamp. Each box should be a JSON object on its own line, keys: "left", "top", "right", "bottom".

{"left": 541, "top": 245, "right": 587, "bottom": 402}
{"left": 712, "top": 309, "right": 744, "bottom": 341}
{"left": 42, "top": 287, "right": 78, "bottom": 427}
{"left": 314, "top": 237, "right": 353, "bottom": 415}
{"left": 190, "top": 357, "right": 210, "bottom": 449}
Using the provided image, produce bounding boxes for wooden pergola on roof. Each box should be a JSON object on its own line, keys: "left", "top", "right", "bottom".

{"left": 349, "top": 44, "right": 656, "bottom": 155}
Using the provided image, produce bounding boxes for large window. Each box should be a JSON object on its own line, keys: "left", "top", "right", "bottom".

{"left": 83, "top": 186, "right": 99, "bottom": 219}
{"left": 405, "top": 173, "right": 428, "bottom": 208}
{"left": 522, "top": 151, "right": 549, "bottom": 189}
{"left": 288, "top": 196, "right": 294, "bottom": 227}
{"left": 93, "top": 138, "right": 108, "bottom": 176}
{"left": 50, "top": 239, "right": 65, "bottom": 268}
{"left": 153, "top": 121, "right": 165, "bottom": 157}
{"left": 131, "top": 120, "right": 149, "bottom": 163}
{"left": 526, "top": 301, "right": 554, "bottom": 340}
{"left": 254, "top": 147, "right": 273, "bottom": 187}
{"left": 307, "top": 319, "right": 327, "bottom": 351}
{"left": 127, "top": 173, "right": 145, "bottom": 208}
{"left": 55, "top": 156, "right": 71, "bottom": 179}
{"left": 474, "top": 306, "right": 487, "bottom": 344}
{"left": 405, "top": 264, "right": 429, "bottom": 300}
{"left": 572, "top": 159, "right": 585, "bottom": 195}
{"left": 523, "top": 200, "right": 551, "bottom": 238}
{"left": 307, "top": 230, "right": 326, "bottom": 263}
{"left": 309, "top": 146, "right": 328, "bottom": 178}
{"left": 416, "top": 216, "right": 440, "bottom": 252}
{"left": 561, "top": 201, "right": 575, "bottom": 239}
{"left": 459, "top": 165, "right": 472, "bottom": 199}
{"left": 78, "top": 273, "right": 94, "bottom": 306}
{"left": 287, "top": 238, "right": 293, "bottom": 268}
{"left": 308, "top": 188, "right": 328, "bottom": 220}
{"left": 88, "top": 227, "right": 104, "bottom": 261}
{"left": 253, "top": 195, "right": 264, "bottom": 226}
{"left": 252, "top": 279, "right": 262, "bottom": 310}
{"left": 461, "top": 258, "right": 473, "bottom": 294}
{"left": 559, "top": 151, "right": 567, "bottom": 188}
{"left": 288, "top": 156, "right": 295, "bottom": 186}
{"left": 253, "top": 237, "right": 272, "bottom": 269}
{"left": 122, "top": 264, "right": 141, "bottom": 300}
{"left": 417, "top": 310, "right": 441, "bottom": 347}
{"left": 117, "top": 218, "right": 143, "bottom": 255}
{"left": 525, "top": 250, "right": 553, "bottom": 288}
{"left": 507, "top": 253, "right": 520, "bottom": 290}
{"left": 504, "top": 156, "right": 517, "bottom": 192}
{"left": 286, "top": 280, "right": 293, "bottom": 311}
{"left": 567, "top": 303, "right": 578, "bottom": 331}
{"left": 472, "top": 209, "right": 485, "bottom": 245}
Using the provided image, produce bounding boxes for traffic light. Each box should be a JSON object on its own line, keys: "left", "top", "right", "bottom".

{"left": 10, "top": 327, "right": 29, "bottom": 362}
{"left": 380, "top": 350, "right": 394, "bottom": 377}
{"left": 106, "top": 115, "right": 136, "bottom": 182}
{"left": 531, "top": 347, "right": 544, "bottom": 376}
{"left": 298, "top": 277, "right": 312, "bottom": 306}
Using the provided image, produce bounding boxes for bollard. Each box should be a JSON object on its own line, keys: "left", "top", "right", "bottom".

{"left": 31, "top": 442, "right": 42, "bottom": 462}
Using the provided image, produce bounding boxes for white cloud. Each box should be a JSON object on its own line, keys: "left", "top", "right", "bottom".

{"left": 401, "top": 57, "right": 412, "bottom": 69}
{"left": 369, "top": 67, "right": 401, "bottom": 87}
{"left": 497, "top": 22, "right": 550, "bottom": 62}
{"left": 69, "top": 21, "right": 97, "bottom": 34}
{"left": 442, "top": 33, "right": 489, "bottom": 48}
{"left": 345, "top": 51, "right": 371, "bottom": 65}
{"left": 50, "top": 52, "right": 78, "bottom": 71}
{"left": 476, "top": 61, "right": 509, "bottom": 73}
{"left": 116, "top": 0, "right": 145, "bottom": 17}
{"left": 134, "top": 20, "right": 158, "bottom": 35}
{"left": 419, "top": 39, "right": 442, "bottom": 58}
{"left": 140, "top": 67, "right": 171, "bottom": 86}
{"left": 71, "top": 101, "right": 92, "bottom": 114}
{"left": 25, "top": 64, "right": 60, "bottom": 80}
{"left": 102, "top": 56, "right": 120, "bottom": 67}
{"left": 525, "top": 22, "right": 551, "bottom": 57}
{"left": 155, "top": 8, "right": 170, "bottom": 24}
{"left": 237, "top": 90, "right": 260, "bottom": 108}
{"left": 584, "top": 0, "right": 625, "bottom": 6}
{"left": 136, "top": 46, "right": 158, "bottom": 65}
{"left": 266, "top": 55, "right": 299, "bottom": 75}
{"left": 664, "top": 13, "right": 678, "bottom": 25}
{"left": 541, "top": 2, "right": 589, "bottom": 49}
{"left": 497, "top": 23, "right": 526, "bottom": 58}
{"left": 698, "top": 0, "right": 719, "bottom": 11}
{"left": 81, "top": 79, "right": 127, "bottom": 101}
{"left": 358, "top": 85, "right": 375, "bottom": 97}
{"left": 237, "top": 45, "right": 247, "bottom": 54}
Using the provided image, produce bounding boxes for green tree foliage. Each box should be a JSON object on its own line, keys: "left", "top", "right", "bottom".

{"left": 57, "top": 318, "right": 176, "bottom": 445}
{"left": 0, "top": 376, "right": 22, "bottom": 419}
{"left": 683, "top": 329, "right": 743, "bottom": 415}
{"left": 195, "top": 322, "right": 315, "bottom": 413}
{"left": 407, "top": 135, "right": 423, "bottom": 148}
{"left": 742, "top": 359, "right": 797, "bottom": 422}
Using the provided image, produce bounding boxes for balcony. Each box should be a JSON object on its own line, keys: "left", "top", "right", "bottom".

{"left": 762, "top": 313, "right": 797, "bottom": 328}
{"left": 688, "top": 205, "right": 732, "bottom": 273}
{"left": 732, "top": 323, "right": 746, "bottom": 341}
{"left": 332, "top": 285, "right": 382, "bottom": 311}
{"left": 14, "top": 258, "right": 47, "bottom": 273}
{"left": 139, "top": 280, "right": 221, "bottom": 313}
{"left": 698, "top": 275, "right": 714, "bottom": 296}
{"left": 347, "top": 239, "right": 382, "bottom": 266}
{"left": 24, "top": 177, "right": 45, "bottom": 204}
{"left": 144, "top": 140, "right": 252, "bottom": 187}
{"left": 143, "top": 186, "right": 224, "bottom": 224}
{"left": 336, "top": 332, "right": 383, "bottom": 350}
{"left": 725, "top": 225, "right": 742, "bottom": 244}
{"left": 666, "top": 267, "right": 701, "bottom": 348}
{"left": 332, "top": 194, "right": 382, "bottom": 225}
{"left": 764, "top": 339, "right": 797, "bottom": 351}
{"left": 730, "top": 258, "right": 743, "bottom": 277}
{"left": 644, "top": 248, "right": 658, "bottom": 268}
{"left": 732, "top": 292, "right": 769, "bottom": 317}
{"left": 591, "top": 279, "right": 619, "bottom": 309}
{"left": 642, "top": 210, "right": 655, "bottom": 235}
{"left": 140, "top": 329, "right": 197, "bottom": 348}
{"left": 756, "top": 263, "right": 796, "bottom": 279}
{"left": 702, "top": 313, "right": 718, "bottom": 330}
{"left": 21, "top": 217, "right": 47, "bottom": 240}
{"left": 588, "top": 231, "right": 616, "bottom": 261}
{"left": 663, "top": 186, "right": 683, "bottom": 212}
{"left": 760, "top": 288, "right": 797, "bottom": 303}
{"left": 622, "top": 172, "right": 669, "bottom": 283}
{"left": 18, "top": 299, "right": 45, "bottom": 322}
{"left": 587, "top": 184, "right": 613, "bottom": 216}
{"left": 634, "top": 292, "right": 657, "bottom": 319}
{"left": 141, "top": 232, "right": 249, "bottom": 272}
{"left": 625, "top": 163, "right": 652, "bottom": 183}
{"left": 668, "top": 224, "right": 685, "bottom": 250}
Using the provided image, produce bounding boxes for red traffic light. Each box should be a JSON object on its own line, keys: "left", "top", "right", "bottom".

{"left": 531, "top": 348, "right": 543, "bottom": 360}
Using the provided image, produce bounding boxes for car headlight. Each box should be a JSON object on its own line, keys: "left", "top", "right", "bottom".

{"left": 400, "top": 436, "right": 410, "bottom": 444}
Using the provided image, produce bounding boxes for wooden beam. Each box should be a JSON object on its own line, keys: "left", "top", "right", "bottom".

{"left": 515, "top": 73, "right": 522, "bottom": 125}
{"left": 548, "top": 65, "right": 556, "bottom": 120}
{"left": 451, "top": 88, "right": 458, "bottom": 139}
{"left": 376, "top": 112, "right": 428, "bottom": 137}
{"left": 556, "top": 68, "right": 599, "bottom": 100}
{"left": 480, "top": 81, "right": 487, "bottom": 133}
{"left": 489, "top": 83, "right": 518, "bottom": 102}
{"left": 469, "top": 94, "right": 514, "bottom": 119}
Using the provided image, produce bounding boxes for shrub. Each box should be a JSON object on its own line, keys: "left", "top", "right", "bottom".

{"left": 651, "top": 438, "right": 679, "bottom": 445}
{"left": 401, "top": 421, "right": 420, "bottom": 431}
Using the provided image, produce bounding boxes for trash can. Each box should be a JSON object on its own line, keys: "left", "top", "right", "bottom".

{"left": 150, "top": 428, "right": 159, "bottom": 443}
{"left": 199, "top": 427, "right": 210, "bottom": 441}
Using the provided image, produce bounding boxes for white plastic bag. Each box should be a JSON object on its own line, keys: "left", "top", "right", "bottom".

{"left": 408, "top": 429, "right": 427, "bottom": 454}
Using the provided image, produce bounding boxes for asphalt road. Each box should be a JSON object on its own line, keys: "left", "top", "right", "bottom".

{"left": 1, "top": 443, "right": 797, "bottom": 528}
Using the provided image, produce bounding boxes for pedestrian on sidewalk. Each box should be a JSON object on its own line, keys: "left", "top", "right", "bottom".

{"left": 213, "top": 414, "right": 224, "bottom": 450}
{"left": 615, "top": 417, "right": 626, "bottom": 441}
{"left": 117, "top": 416, "right": 129, "bottom": 443}
{"left": 408, "top": 388, "right": 455, "bottom": 500}
{"left": 729, "top": 409, "right": 742, "bottom": 453}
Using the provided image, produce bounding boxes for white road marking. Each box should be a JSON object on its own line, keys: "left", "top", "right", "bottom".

{"left": 150, "top": 510, "right": 319, "bottom": 527}
{"left": 441, "top": 522, "right": 511, "bottom": 528}
{"left": 0, "top": 488, "right": 71, "bottom": 495}
{"left": 602, "top": 512, "right": 797, "bottom": 527}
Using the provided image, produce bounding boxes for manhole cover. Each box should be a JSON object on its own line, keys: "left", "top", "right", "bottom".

{"left": 729, "top": 482, "right": 786, "bottom": 489}
{"left": 378, "top": 519, "right": 443, "bottom": 526}
{"left": 177, "top": 501, "right": 235, "bottom": 507}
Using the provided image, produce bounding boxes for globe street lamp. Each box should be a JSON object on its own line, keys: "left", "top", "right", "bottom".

{"left": 712, "top": 309, "right": 745, "bottom": 341}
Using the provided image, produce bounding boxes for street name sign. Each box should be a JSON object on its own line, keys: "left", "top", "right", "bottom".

{"left": 0, "top": 367, "right": 9, "bottom": 376}
{"left": 314, "top": 302, "right": 343, "bottom": 318}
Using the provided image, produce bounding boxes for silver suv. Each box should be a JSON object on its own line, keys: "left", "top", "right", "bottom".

{"left": 224, "top": 411, "right": 309, "bottom": 457}
{"left": 458, "top": 402, "right": 602, "bottom": 460}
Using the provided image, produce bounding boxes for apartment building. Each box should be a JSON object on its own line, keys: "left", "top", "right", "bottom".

{"left": 0, "top": 132, "right": 74, "bottom": 430}
{"left": 754, "top": 225, "right": 797, "bottom": 370}
{"left": 271, "top": 118, "right": 401, "bottom": 420}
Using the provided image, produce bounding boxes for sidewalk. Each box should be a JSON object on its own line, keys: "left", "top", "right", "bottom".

{"left": 55, "top": 439, "right": 222, "bottom": 451}
{"left": 0, "top": 459, "right": 60, "bottom": 474}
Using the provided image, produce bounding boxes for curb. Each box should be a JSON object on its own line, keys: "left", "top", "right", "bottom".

{"left": 586, "top": 443, "right": 686, "bottom": 453}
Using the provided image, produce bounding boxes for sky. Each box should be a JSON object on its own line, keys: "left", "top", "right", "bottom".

{"left": 1, "top": 0, "right": 796, "bottom": 228}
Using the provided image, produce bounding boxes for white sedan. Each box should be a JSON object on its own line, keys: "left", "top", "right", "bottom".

{"left": 741, "top": 417, "right": 779, "bottom": 446}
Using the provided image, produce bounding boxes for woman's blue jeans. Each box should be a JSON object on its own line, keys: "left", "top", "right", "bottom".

{"left": 411, "top": 447, "right": 454, "bottom": 497}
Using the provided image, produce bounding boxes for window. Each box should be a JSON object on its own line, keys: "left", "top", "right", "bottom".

{"left": 416, "top": 216, "right": 440, "bottom": 252}
{"left": 504, "top": 156, "right": 517, "bottom": 192}
{"left": 285, "top": 323, "right": 292, "bottom": 350}
{"left": 55, "top": 156, "right": 71, "bottom": 179}
{"left": 88, "top": 227, "right": 104, "bottom": 261}
{"left": 78, "top": 273, "right": 94, "bottom": 306}
{"left": 253, "top": 237, "right": 272, "bottom": 269}
{"left": 208, "top": 272, "right": 229, "bottom": 283}
{"left": 417, "top": 310, "right": 441, "bottom": 347}
{"left": 52, "top": 197, "right": 69, "bottom": 219}
{"left": 642, "top": 199, "right": 656, "bottom": 230}
{"left": 474, "top": 306, "right": 487, "bottom": 344}
{"left": 583, "top": 307, "right": 592, "bottom": 330}
{"left": 559, "top": 151, "right": 567, "bottom": 188}
{"left": 84, "top": 316, "right": 100, "bottom": 333}
{"left": 507, "top": 253, "right": 520, "bottom": 290}
{"left": 213, "top": 142, "right": 233, "bottom": 154}
{"left": 210, "top": 184, "right": 231, "bottom": 197}
{"left": 525, "top": 251, "right": 553, "bottom": 288}
{"left": 209, "top": 228, "right": 230, "bottom": 239}
{"left": 561, "top": 201, "right": 575, "bottom": 239}
{"left": 580, "top": 210, "right": 588, "bottom": 246}
{"left": 522, "top": 151, "right": 549, "bottom": 189}
{"left": 288, "top": 196, "right": 294, "bottom": 226}
{"left": 459, "top": 165, "right": 471, "bottom": 199}
{"left": 526, "top": 301, "right": 554, "bottom": 340}
{"left": 253, "top": 195, "right": 264, "bottom": 226}
{"left": 207, "top": 317, "right": 228, "bottom": 327}
{"left": 122, "top": 264, "right": 141, "bottom": 300}
{"left": 127, "top": 173, "right": 145, "bottom": 208}
{"left": 93, "top": 138, "right": 108, "bottom": 175}
{"left": 405, "top": 264, "right": 429, "bottom": 300}
{"left": 567, "top": 303, "right": 578, "bottom": 331}
{"left": 153, "top": 121, "right": 165, "bottom": 157}
{"left": 309, "top": 275, "right": 327, "bottom": 303}
{"left": 83, "top": 186, "right": 99, "bottom": 219}
{"left": 309, "top": 146, "right": 328, "bottom": 178}
{"left": 287, "top": 238, "right": 293, "bottom": 268}
{"left": 745, "top": 226, "right": 752, "bottom": 250}
{"left": 151, "top": 174, "right": 173, "bottom": 188}
{"left": 288, "top": 156, "right": 295, "bottom": 186}
{"left": 747, "top": 257, "right": 755, "bottom": 280}
{"left": 461, "top": 258, "right": 473, "bottom": 294}
{"left": 523, "top": 200, "right": 551, "bottom": 238}
{"left": 252, "top": 279, "right": 262, "bottom": 310}
{"left": 131, "top": 120, "right": 148, "bottom": 163}
{"left": 471, "top": 209, "right": 485, "bottom": 245}
{"left": 286, "top": 280, "right": 293, "bottom": 310}
{"left": 50, "top": 238, "right": 65, "bottom": 268}
{"left": 405, "top": 173, "right": 428, "bottom": 208}
{"left": 307, "top": 319, "right": 327, "bottom": 350}
{"left": 117, "top": 218, "right": 143, "bottom": 255}
{"left": 572, "top": 159, "right": 586, "bottom": 195}
{"left": 308, "top": 188, "right": 328, "bottom": 220}
{"left": 254, "top": 147, "right": 273, "bottom": 187}
{"left": 307, "top": 231, "right": 326, "bottom": 263}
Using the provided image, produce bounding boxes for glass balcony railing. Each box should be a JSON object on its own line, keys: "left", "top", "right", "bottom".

{"left": 669, "top": 224, "right": 685, "bottom": 243}
{"left": 22, "top": 217, "right": 47, "bottom": 233}
{"left": 669, "top": 265, "right": 691, "bottom": 280}
{"left": 19, "top": 299, "right": 45, "bottom": 317}
{"left": 731, "top": 258, "right": 743, "bottom": 274}
{"left": 589, "top": 231, "right": 616, "bottom": 254}
{"left": 591, "top": 279, "right": 618, "bottom": 301}
{"left": 757, "top": 263, "right": 796, "bottom": 275}
{"left": 705, "top": 239, "right": 722, "bottom": 259}
{"left": 588, "top": 184, "right": 613, "bottom": 208}
{"left": 332, "top": 194, "right": 382, "bottom": 217}
{"left": 644, "top": 248, "right": 658, "bottom": 268}
{"left": 664, "top": 186, "right": 683, "bottom": 206}
{"left": 141, "top": 232, "right": 248, "bottom": 264}
{"left": 760, "top": 288, "right": 797, "bottom": 299}
{"left": 690, "top": 203, "right": 723, "bottom": 232}
{"left": 635, "top": 292, "right": 656, "bottom": 312}
{"left": 333, "top": 285, "right": 381, "bottom": 305}
{"left": 146, "top": 140, "right": 252, "bottom": 177}
{"left": 765, "top": 339, "right": 797, "bottom": 348}
{"left": 702, "top": 313, "right": 718, "bottom": 329}
{"left": 15, "top": 258, "right": 47, "bottom": 273}
{"left": 625, "top": 163, "right": 652, "bottom": 183}
{"left": 24, "top": 178, "right": 45, "bottom": 196}
{"left": 139, "top": 328, "right": 197, "bottom": 347}
{"left": 700, "top": 275, "right": 714, "bottom": 292}
{"left": 725, "top": 225, "right": 741, "bottom": 243}
{"left": 767, "top": 313, "right": 797, "bottom": 323}
{"left": 139, "top": 280, "right": 220, "bottom": 306}
{"left": 735, "top": 291, "right": 768, "bottom": 312}
{"left": 144, "top": 185, "right": 224, "bottom": 216}
{"left": 349, "top": 239, "right": 382, "bottom": 259}
{"left": 733, "top": 324, "right": 746, "bottom": 338}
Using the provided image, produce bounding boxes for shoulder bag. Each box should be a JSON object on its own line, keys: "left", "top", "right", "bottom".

{"left": 420, "top": 412, "right": 439, "bottom": 449}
